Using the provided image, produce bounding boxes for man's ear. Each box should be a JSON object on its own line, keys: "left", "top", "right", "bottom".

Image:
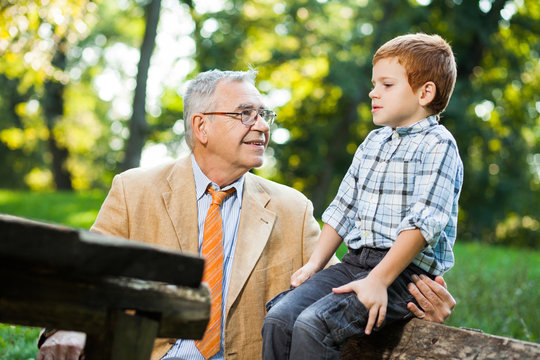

{"left": 419, "top": 81, "right": 436, "bottom": 107}
{"left": 192, "top": 114, "right": 209, "bottom": 145}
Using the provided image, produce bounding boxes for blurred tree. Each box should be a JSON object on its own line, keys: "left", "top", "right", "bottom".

{"left": 122, "top": 0, "right": 197, "bottom": 171}
{"left": 0, "top": 74, "right": 46, "bottom": 188}
{"left": 0, "top": 0, "right": 537, "bottom": 247}
{"left": 188, "top": 0, "right": 539, "bottom": 247}
{"left": 0, "top": 0, "right": 156, "bottom": 189}
{"left": 122, "top": 0, "right": 162, "bottom": 170}
{"left": 437, "top": 0, "right": 540, "bottom": 246}
{"left": 43, "top": 38, "right": 72, "bottom": 189}
{"left": 0, "top": 0, "right": 100, "bottom": 189}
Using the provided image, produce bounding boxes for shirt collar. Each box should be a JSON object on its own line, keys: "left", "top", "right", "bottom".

{"left": 378, "top": 115, "right": 439, "bottom": 140}
{"left": 395, "top": 115, "right": 439, "bottom": 136}
{"left": 190, "top": 154, "right": 244, "bottom": 203}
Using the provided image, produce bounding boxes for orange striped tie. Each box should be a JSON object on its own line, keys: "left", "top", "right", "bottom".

{"left": 196, "top": 185, "right": 235, "bottom": 359}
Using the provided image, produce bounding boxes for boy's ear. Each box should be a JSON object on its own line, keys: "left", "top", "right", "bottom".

{"left": 418, "top": 81, "right": 436, "bottom": 107}
{"left": 192, "top": 113, "right": 209, "bottom": 145}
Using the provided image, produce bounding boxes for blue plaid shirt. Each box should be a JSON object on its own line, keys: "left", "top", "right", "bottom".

{"left": 322, "top": 116, "right": 463, "bottom": 275}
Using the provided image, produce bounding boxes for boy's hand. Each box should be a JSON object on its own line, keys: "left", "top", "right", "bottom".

{"left": 291, "top": 262, "right": 319, "bottom": 287}
{"left": 332, "top": 275, "right": 388, "bottom": 335}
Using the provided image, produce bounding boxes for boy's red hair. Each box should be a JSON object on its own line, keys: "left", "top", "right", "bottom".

{"left": 373, "top": 33, "right": 457, "bottom": 115}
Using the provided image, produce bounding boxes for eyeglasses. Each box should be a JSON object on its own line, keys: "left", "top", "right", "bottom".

{"left": 202, "top": 109, "right": 277, "bottom": 126}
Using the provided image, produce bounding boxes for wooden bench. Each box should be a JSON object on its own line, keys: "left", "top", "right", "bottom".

{"left": 0, "top": 214, "right": 210, "bottom": 360}
{"left": 340, "top": 307, "right": 540, "bottom": 359}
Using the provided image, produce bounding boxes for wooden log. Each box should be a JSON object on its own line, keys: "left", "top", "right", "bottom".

{"left": 0, "top": 214, "right": 204, "bottom": 288}
{"left": 0, "top": 269, "right": 210, "bottom": 339}
{"left": 340, "top": 318, "right": 540, "bottom": 359}
{"left": 0, "top": 214, "right": 211, "bottom": 359}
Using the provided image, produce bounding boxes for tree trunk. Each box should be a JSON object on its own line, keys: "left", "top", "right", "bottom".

{"left": 122, "top": 0, "right": 162, "bottom": 171}
{"left": 43, "top": 43, "right": 72, "bottom": 190}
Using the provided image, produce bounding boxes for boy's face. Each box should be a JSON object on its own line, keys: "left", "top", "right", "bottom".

{"left": 369, "top": 57, "right": 429, "bottom": 129}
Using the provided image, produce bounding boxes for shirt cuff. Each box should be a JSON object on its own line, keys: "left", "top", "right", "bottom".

{"left": 37, "top": 328, "right": 58, "bottom": 348}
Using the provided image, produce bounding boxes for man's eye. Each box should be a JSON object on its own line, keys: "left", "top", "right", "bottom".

{"left": 241, "top": 110, "right": 252, "bottom": 116}
{"left": 384, "top": 84, "right": 393, "bottom": 87}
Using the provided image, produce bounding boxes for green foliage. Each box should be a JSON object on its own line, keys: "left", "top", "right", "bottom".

{"left": 0, "top": 74, "right": 46, "bottom": 189}
{"left": 0, "top": 0, "right": 152, "bottom": 191}
{"left": 0, "top": 324, "right": 39, "bottom": 360}
{"left": 0, "top": 0, "right": 111, "bottom": 190}
{"left": 0, "top": 1, "right": 538, "bottom": 242}
{"left": 190, "top": 0, "right": 539, "bottom": 248}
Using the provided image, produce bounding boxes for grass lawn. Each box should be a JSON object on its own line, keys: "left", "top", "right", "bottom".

{"left": 445, "top": 242, "right": 539, "bottom": 342}
{"left": 0, "top": 189, "right": 538, "bottom": 358}
{"left": 0, "top": 189, "right": 106, "bottom": 229}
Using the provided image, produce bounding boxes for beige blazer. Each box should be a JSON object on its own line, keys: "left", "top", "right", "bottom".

{"left": 91, "top": 156, "right": 322, "bottom": 360}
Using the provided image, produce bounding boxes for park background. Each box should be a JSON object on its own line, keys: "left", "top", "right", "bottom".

{"left": 0, "top": 0, "right": 539, "bottom": 358}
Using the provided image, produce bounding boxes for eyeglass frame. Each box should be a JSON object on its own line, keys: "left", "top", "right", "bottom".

{"left": 202, "top": 108, "right": 277, "bottom": 126}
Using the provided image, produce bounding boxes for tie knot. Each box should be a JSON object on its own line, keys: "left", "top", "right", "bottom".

{"left": 207, "top": 185, "right": 235, "bottom": 205}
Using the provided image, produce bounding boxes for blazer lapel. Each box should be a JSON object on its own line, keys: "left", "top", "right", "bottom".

{"left": 162, "top": 156, "right": 199, "bottom": 255}
{"left": 226, "top": 174, "right": 276, "bottom": 312}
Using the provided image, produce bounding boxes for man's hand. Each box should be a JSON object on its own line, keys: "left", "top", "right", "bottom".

{"left": 332, "top": 275, "right": 388, "bottom": 335}
{"left": 291, "top": 262, "right": 320, "bottom": 288}
{"left": 407, "top": 274, "right": 456, "bottom": 323}
{"left": 37, "top": 330, "right": 86, "bottom": 360}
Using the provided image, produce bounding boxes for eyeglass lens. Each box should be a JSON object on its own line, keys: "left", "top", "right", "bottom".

{"left": 241, "top": 109, "right": 275, "bottom": 125}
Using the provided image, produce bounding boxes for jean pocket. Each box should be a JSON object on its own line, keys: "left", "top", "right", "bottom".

{"left": 322, "top": 293, "right": 368, "bottom": 343}
{"left": 265, "top": 286, "right": 294, "bottom": 312}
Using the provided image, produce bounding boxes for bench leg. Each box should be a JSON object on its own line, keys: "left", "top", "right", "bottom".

{"left": 85, "top": 310, "right": 160, "bottom": 360}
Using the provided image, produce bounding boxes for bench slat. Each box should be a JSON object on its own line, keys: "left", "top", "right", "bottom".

{"left": 0, "top": 214, "right": 204, "bottom": 288}
{"left": 341, "top": 318, "right": 540, "bottom": 359}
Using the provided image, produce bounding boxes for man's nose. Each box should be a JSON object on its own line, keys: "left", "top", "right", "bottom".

{"left": 251, "top": 113, "right": 270, "bottom": 131}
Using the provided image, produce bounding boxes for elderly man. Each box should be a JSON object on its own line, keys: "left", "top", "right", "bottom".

{"left": 37, "top": 69, "right": 455, "bottom": 360}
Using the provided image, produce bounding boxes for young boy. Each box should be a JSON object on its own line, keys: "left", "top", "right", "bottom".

{"left": 262, "top": 33, "right": 463, "bottom": 359}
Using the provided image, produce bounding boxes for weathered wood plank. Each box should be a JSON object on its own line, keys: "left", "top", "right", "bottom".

{"left": 0, "top": 258, "right": 210, "bottom": 339}
{"left": 340, "top": 318, "right": 540, "bottom": 359}
{"left": 0, "top": 214, "right": 204, "bottom": 288}
{"left": 0, "top": 214, "right": 211, "bottom": 360}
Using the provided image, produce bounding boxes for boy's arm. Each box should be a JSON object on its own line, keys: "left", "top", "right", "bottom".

{"left": 291, "top": 224, "right": 342, "bottom": 287}
{"left": 333, "top": 228, "right": 425, "bottom": 335}
{"left": 368, "top": 228, "right": 425, "bottom": 287}
{"left": 398, "top": 138, "right": 462, "bottom": 257}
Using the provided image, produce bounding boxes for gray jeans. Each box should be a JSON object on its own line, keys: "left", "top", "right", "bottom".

{"left": 261, "top": 248, "right": 432, "bottom": 360}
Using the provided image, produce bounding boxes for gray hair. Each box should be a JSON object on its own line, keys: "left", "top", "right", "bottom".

{"left": 183, "top": 69, "right": 258, "bottom": 149}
